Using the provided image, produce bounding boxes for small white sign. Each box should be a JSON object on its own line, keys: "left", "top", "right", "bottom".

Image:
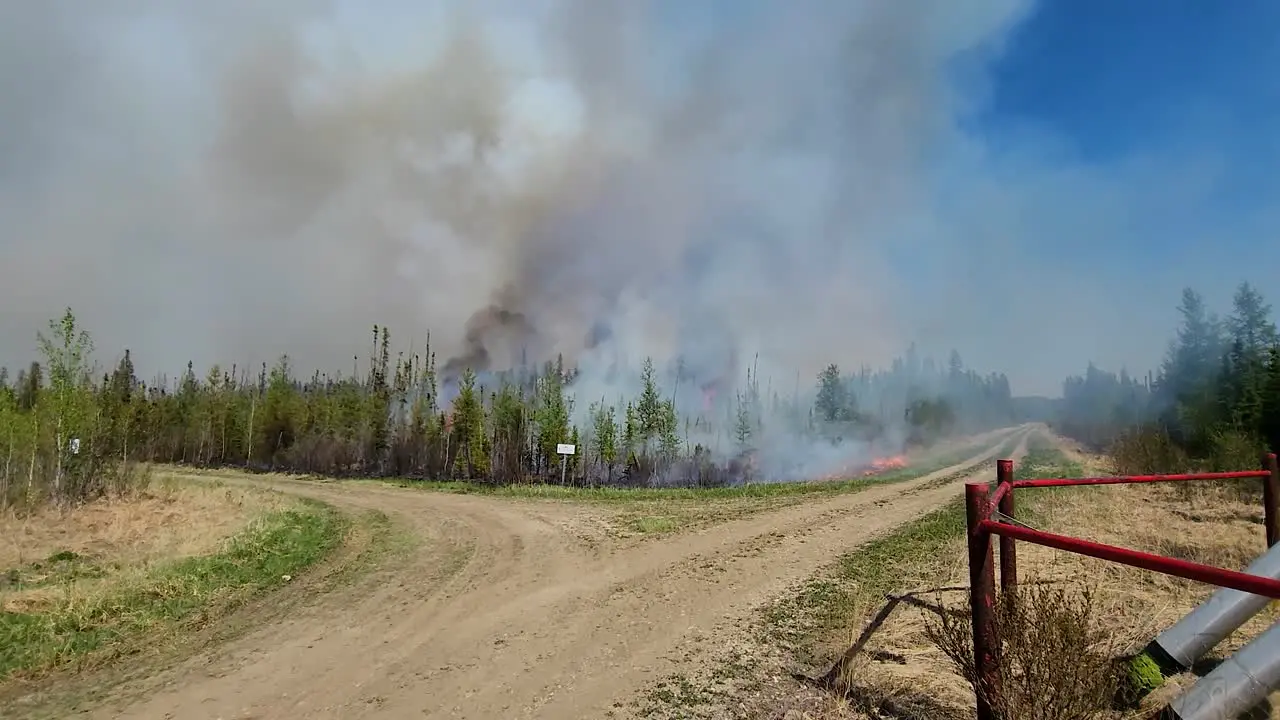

{"left": 69, "top": 437, "right": 81, "bottom": 455}
{"left": 556, "top": 443, "right": 577, "bottom": 456}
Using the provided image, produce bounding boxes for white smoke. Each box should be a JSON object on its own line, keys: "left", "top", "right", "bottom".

{"left": 0, "top": 0, "right": 1265, "bottom": 408}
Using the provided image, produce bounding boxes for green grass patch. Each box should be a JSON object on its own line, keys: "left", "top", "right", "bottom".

{"left": 1014, "top": 437, "right": 1085, "bottom": 481}
{"left": 763, "top": 499, "right": 970, "bottom": 665}
{"left": 0, "top": 500, "right": 346, "bottom": 680}
{"left": 1009, "top": 438, "right": 1085, "bottom": 522}
{"left": 1, "top": 552, "right": 111, "bottom": 593}
{"left": 391, "top": 473, "right": 890, "bottom": 502}
{"left": 612, "top": 496, "right": 787, "bottom": 537}
{"left": 835, "top": 503, "right": 968, "bottom": 594}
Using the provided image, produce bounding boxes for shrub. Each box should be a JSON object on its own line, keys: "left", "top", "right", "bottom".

{"left": 926, "top": 583, "right": 1123, "bottom": 720}
{"left": 1109, "top": 426, "right": 1191, "bottom": 476}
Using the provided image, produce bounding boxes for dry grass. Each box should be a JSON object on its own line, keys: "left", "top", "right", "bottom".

{"left": 1049, "top": 436, "right": 1114, "bottom": 475}
{"left": 0, "top": 473, "right": 294, "bottom": 614}
{"left": 0, "top": 475, "right": 346, "bottom": 687}
{"left": 815, "top": 443, "right": 1280, "bottom": 719}
{"left": 825, "top": 535, "right": 986, "bottom": 719}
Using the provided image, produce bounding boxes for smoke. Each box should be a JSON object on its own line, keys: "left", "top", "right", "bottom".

{"left": 1, "top": 0, "right": 1271, "bottom": 410}
{"left": 441, "top": 301, "right": 537, "bottom": 377}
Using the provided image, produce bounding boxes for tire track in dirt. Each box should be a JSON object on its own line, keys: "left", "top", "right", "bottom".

{"left": 84, "top": 425, "right": 1033, "bottom": 720}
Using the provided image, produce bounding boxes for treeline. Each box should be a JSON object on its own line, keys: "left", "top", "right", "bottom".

{"left": 1054, "top": 282, "right": 1280, "bottom": 470}
{"left": 1055, "top": 365, "right": 1154, "bottom": 450}
{"left": 0, "top": 309, "right": 1018, "bottom": 509}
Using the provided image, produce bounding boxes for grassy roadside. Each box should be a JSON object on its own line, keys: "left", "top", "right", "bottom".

{"left": 601, "top": 431, "right": 1024, "bottom": 538}
{"left": 740, "top": 433, "right": 1280, "bottom": 719}
{"left": 393, "top": 432, "right": 1024, "bottom": 501}
{"left": 627, "top": 433, "right": 1035, "bottom": 719}
{"left": 763, "top": 436, "right": 1068, "bottom": 663}
{"left": 670, "top": 435, "right": 1066, "bottom": 718}
{"left": 390, "top": 429, "right": 1027, "bottom": 538}
{"left": 757, "top": 432, "right": 1038, "bottom": 662}
{"left": 1011, "top": 437, "right": 1086, "bottom": 522}
{"left": 0, "top": 499, "right": 349, "bottom": 683}
{"left": 3, "top": 492, "right": 410, "bottom": 720}
{"left": 632, "top": 431, "right": 1276, "bottom": 719}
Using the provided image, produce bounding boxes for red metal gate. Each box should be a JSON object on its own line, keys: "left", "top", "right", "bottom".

{"left": 964, "top": 453, "right": 1280, "bottom": 720}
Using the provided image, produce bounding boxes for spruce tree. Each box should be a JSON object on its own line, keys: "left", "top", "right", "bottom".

{"left": 590, "top": 401, "right": 619, "bottom": 484}
{"left": 449, "top": 369, "right": 489, "bottom": 480}
{"left": 636, "top": 357, "right": 664, "bottom": 446}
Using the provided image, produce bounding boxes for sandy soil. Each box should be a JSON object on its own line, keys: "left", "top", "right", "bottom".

{"left": 67, "top": 425, "right": 1032, "bottom": 720}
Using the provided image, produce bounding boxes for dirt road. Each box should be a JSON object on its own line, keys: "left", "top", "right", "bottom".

{"left": 86, "top": 425, "right": 1034, "bottom": 720}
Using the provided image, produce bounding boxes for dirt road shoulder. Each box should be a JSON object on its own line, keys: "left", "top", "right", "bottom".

{"left": 628, "top": 427, "right": 1035, "bottom": 719}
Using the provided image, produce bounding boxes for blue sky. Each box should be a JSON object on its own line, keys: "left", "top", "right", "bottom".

{"left": 985, "top": 0, "right": 1280, "bottom": 251}
{"left": 990, "top": 1, "right": 1279, "bottom": 163}
{"left": 904, "top": 0, "right": 1280, "bottom": 390}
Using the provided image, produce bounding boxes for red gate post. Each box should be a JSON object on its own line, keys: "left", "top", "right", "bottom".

{"left": 997, "top": 459, "right": 1017, "bottom": 597}
{"left": 1264, "top": 453, "right": 1280, "bottom": 548}
{"left": 966, "top": 481, "right": 1001, "bottom": 720}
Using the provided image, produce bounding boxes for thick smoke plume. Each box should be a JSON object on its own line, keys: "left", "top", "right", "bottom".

{"left": 0, "top": 0, "right": 1010, "bottom": 377}
{"left": 2, "top": 0, "right": 1255, "bottom": 436}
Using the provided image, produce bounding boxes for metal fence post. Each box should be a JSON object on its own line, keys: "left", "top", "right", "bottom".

{"left": 1264, "top": 453, "right": 1280, "bottom": 548}
{"left": 966, "top": 481, "right": 1000, "bottom": 720}
{"left": 997, "top": 459, "right": 1017, "bottom": 597}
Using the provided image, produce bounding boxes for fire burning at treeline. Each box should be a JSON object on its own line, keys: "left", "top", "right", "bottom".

{"left": 429, "top": 304, "right": 913, "bottom": 486}
{"left": 730, "top": 446, "right": 910, "bottom": 485}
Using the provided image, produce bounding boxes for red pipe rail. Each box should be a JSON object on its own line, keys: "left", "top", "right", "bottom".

{"left": 1013, "top": 469, "right": 1273, "bottom": 488}
{"left": 965, "top": 452, "right": 1280, "bottom": 720}
{"left": 980, "top": 519, "right": 1280, "bottom": 598}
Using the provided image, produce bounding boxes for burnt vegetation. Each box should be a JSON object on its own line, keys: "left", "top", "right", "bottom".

{"left": 0, "top": 310, "right": 1019, "bottom": 510}
{"left": 1052, "top": 282, "right": 1280, "bottom": 472}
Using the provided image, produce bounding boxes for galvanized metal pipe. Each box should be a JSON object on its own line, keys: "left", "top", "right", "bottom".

{"left": 1148, "top": 540, "right": 1280, "bottom": 672}
{"left": 1168, "top": 619, "right": 1280, "bottom": 720}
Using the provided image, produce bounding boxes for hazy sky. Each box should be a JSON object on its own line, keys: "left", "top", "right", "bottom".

{"left": 1, "top": 0, "right": 1277, "bottom": 397}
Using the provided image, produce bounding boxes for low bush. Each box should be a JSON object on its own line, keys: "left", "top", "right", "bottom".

{"left": 926, "top": 582, "right": 1123, "bottom": 720}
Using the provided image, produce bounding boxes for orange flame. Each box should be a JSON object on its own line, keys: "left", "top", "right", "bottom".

{"left": 861, "top": 455, "right": 908, "bottom": 476}
{"left": 813, "top": 453, "right": 909, "bottom": 482}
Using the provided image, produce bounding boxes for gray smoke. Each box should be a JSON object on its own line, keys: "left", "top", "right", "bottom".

{"left": 0, "top": 0, "right": 1259, "bottom": 402}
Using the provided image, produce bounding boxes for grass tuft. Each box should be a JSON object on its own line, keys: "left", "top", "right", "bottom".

{"left": 0, "top": 501, "right": 345, "bottom": 680}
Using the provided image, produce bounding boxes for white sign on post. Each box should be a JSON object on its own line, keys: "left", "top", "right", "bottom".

{"left": 556, "top": 444, "right": 576, "bottom": 485}
{"left": 68, "top": 437, "right": 81, "bottom": 455}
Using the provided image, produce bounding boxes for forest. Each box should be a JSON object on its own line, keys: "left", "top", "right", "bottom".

{"left": 0, "top": 310, "right": 1020, "bottom": 510}
{"left": 1054, "top": 282, "right": 1280, "bottom": 471}
{"left": 10, "top": 281, "right": 1272, "bottom": 512}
